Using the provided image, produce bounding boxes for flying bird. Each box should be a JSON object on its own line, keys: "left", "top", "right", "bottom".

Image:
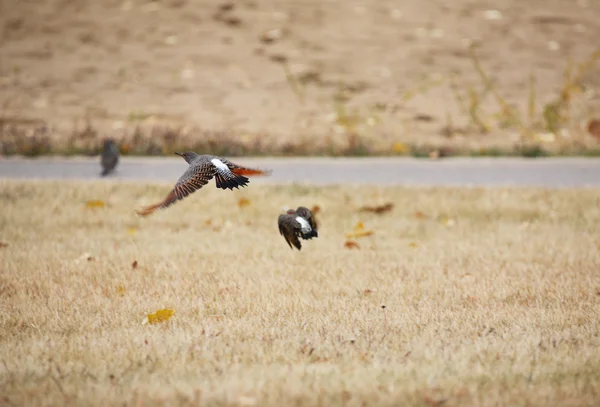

{"left": 278, "top": 206, "right": 319, "bottom": 250}
{"left": 136, "top": 152, "right": 271, "bottom": 217}
{"left": 100, "top": 138, "right": 119, "bottom": 176}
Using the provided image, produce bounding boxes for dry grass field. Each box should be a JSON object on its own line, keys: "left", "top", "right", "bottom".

{"left": 1, "top": 179, "right": 600, "bottom": 406}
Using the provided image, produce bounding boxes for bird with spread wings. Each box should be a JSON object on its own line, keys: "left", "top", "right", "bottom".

{"left": 136, "top": 152, "right": 271, "bottom": 217}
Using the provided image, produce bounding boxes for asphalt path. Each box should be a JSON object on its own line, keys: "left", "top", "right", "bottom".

{"left": 0, "top": 156, "right": 599, "bottom": 188}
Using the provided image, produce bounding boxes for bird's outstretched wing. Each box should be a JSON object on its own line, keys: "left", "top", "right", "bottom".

{"left": 278, "top": 214, "right": 302, "bottom": 250}
{"left": 136, "top": 162, "right": 217, "bottom": 217}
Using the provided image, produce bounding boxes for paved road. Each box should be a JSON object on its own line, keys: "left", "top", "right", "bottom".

{"left": 0, "top": 156, "right": 599, "bottom": 188}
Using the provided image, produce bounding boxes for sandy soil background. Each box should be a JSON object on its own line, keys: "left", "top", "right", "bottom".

{"left": 1, "top": 0, "right": 599, "bottom": 154}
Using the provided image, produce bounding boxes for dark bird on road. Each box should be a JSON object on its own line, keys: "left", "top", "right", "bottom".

{"left": 100, "top": 138, "right": 119, "bottom": 176}
{"left": 136, "top": 152, "right": 271, "bottom": 217}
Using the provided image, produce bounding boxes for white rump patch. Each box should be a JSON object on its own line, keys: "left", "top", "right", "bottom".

{"left": 296, "top": 216, "right": 311, "bottom": 233}
{"left": 211, "top": 158, "right": 230, "bottom": 172}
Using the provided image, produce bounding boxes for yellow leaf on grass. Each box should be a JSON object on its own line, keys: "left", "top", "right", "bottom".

{"left": 409, "top": 241, "right": 419, "bottom": 248}
{"left": 85, "top": 200, "right": 106, "bottom": 208}
{"left": 345, "top": 221, "right": 374, "bottom": 239}
{"left": 127, "top": 227, "right": 137, "bottom": 236}
{"left": 116, "top": 284, "right": 126, "bottom": 296}
{"left": 146, "top": 308, "right": 175, "bottom": 325}
{"left": 439, "top": 216, "right": 456, "bottom": 227}
{"left": 238, "top": 198, "right": 251, "bottom": 208}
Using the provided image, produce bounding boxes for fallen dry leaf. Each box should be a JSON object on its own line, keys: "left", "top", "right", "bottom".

{"left": 422, "top": 395, "right": 448, "bottom": 407}
{"left": 85, "top": 200, "right": 106, "bottom": 208}
{"left": 344, "top": 240, "right": 360, "bottom": 249}
{"left": 359, "top": 202, "right": 394, "bottom": 214}
{"left": 132, "top": 260, "right": 138, "bottom": 269}
{"left": 345, "top": 221, "right": 374, "bottom": 239}
{"left": 238, "top": 197, "right": 251, "bottom": 208}
{"left": 414, "top": 211, "right": 427, "bottom": 219}
{"left": 145, "top": 308, "right": 175, "bottom": 325}
{"left": 409, "top": 241, "right": 419, "bottom": 248}
{"left": 0, "top": 241, "right": 8, "bottom": 248}
{"left": 311, "top": 205, "right": 321, "bottom": 215}
{"left": 127, "top": 227, "right": 137, "bottom": 236}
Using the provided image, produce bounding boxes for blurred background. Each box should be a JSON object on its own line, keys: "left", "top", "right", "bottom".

{"left": 1, "top": 0, "right": 599, "bottom": 157}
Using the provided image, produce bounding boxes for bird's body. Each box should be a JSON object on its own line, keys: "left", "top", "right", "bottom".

{"left": 100, "top": 139, "right": 119, "bottom": 176}
{"left": 136, "top": 152, "right": 271, "bottom": 217}
{"left": 278, "top": 206, "right": 319, "bottom": 250}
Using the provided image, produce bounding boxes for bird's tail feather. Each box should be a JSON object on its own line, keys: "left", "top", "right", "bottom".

{"left": 302, "top": 230, "right": 318, "bottom": 240}
{"left": 231, "top": 167, "right": 271, "bottom": 177}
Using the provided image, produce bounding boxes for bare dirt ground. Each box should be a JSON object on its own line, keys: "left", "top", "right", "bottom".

{"left": 1, "top": 0, "right": 600, "bottom": 155}
{"left": 1, "top": 180, "right": 599, "bottom": 406}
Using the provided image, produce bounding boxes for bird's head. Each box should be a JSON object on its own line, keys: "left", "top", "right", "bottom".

{"left": 175, "top": 151, "right": 199, "bottom": 163}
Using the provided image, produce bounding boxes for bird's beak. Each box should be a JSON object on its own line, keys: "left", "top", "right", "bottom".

{"left": 175, "top": 152, "right": 184, "bottom": 157}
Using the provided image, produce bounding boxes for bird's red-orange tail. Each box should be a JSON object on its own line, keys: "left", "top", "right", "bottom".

{"left": 231, "top": 167, "right": 271, "bottom": 177}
